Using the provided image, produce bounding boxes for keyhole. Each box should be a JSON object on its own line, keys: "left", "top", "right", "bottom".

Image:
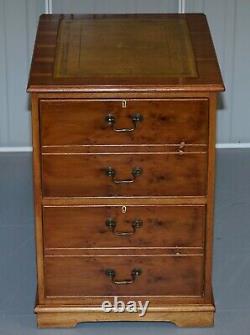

{"left": 121, "top": 206, "right": 127, "bottom": 213}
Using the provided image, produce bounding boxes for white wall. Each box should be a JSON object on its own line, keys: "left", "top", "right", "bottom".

{"left": 51, "top": 0, "right": 178, "bottom": 13}
{"left": 0, "top": 0, "right": 249, "bottom": 149}
{"left": 0, "top": 0, "right": 44, "bottom": 149}
{"left": 186, "top": 0, "right": 250, "bottom": 145}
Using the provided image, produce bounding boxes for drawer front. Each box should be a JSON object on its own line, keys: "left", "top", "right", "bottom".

{"left": 40, "top": 99, "right": 208, "bottom": 146}
{"left": 44, "top": 255, "right": 204, "bottom": 298}
{"left": 43, "top": 205, "right": 205, "bottom": 249}
{"left": 42, "top": 153, "right": 207, "bottom": 197}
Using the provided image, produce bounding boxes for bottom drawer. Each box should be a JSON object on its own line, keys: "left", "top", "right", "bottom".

{"left": 44, "top": 255, "right": 204, "bottom": 298}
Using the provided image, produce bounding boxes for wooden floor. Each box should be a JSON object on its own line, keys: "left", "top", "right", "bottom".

{"left": 0, "top": 149, "right": 249, "bottom": 334}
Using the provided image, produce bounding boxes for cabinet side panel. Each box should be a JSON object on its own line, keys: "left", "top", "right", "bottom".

{"left": 31, "top": 94, "right": 45, "bottom": 303}
{"left": 204, "top": 93, "right": 217, "bottom": 301}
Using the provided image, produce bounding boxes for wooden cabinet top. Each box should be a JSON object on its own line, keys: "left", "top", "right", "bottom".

{"left": 27, "top": 14, "right": 224, "bottom": 93}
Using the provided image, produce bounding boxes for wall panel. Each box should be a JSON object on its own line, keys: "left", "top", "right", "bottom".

{"left": 231, "top": 1, "right": 250, "bottom": 142}
{"left": 0, "top": 0, "right": 9, "bottom": 145}
{"left": 52, "top": 0, "right": 178, "bottom": 13}
{"left": 0, "top": 1, "right": 249, "bottom": 147}
{"left": 186, "top": 0, "right": 250, "bottom": 143}
{"left": 0, "top": 0, "right": 44, "bottom": 147}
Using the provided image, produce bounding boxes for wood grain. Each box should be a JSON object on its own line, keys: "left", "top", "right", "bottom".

{"left": 27, "top": 14, "right": 225, "bottom": 93}
{"left": 42, "top": 196, "right": 207, "bottom": 206}
{"left": 42, "top": 152, "right": 208, "bottom": 197}
{"left": 54, "top": 17, "right": 197, "bottom": 78}
{"left": 36, "top": 308, "right": 214, "bottom": 328}
{"left": 43, "top": 205, "right": 205, "bottom": 249}
{"left": 31, "top": 94, "right": 45, "bottom": 303}
{"left": 44, "top": 255, "right": 204, "bottom": 298}
{"left": 28, "top": 13, "right": 224, "bottom": 328}
{"left": 40, "top": 98, "right": 208, "bottom": 146}
{"left": 204, "top": 93, "right": 217, "bottom": 301}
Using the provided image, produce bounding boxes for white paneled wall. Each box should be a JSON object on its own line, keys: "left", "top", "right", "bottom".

{"left": 186, "top": 0, "right": 250, "bottom": 145}
{"left": 0, "top": 0, "right": 44, "bottom": 149}
{"left": 51, "top": 0, "right": 178, "bottom": 13}
{"left": 0, "top": 0, "right": 250, "bottom": 149}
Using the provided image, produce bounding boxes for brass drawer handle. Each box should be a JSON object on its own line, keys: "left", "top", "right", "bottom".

{"left": 105, "top": 167, "right": 143, "bottom": 184}
{"left": 105, "top": 113, "right": 143, "bottom": 132}
{"left": 105, "top": 268, "right": 142, "bottom": 285}
{"left": 105, "top": 218, "right": 143, "bottom": 236}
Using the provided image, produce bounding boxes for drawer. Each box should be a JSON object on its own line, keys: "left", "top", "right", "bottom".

{"left": 40, "top": 99, "right": 208, "bottom": 146}
{"left": 42, "top": 153, "right": 207, "bottom": 197}
{"left": 43, "top": 205, "right": 205, "bottom": 249}
{"left": 44, "top": 255, "right": 204, "bottom": 298}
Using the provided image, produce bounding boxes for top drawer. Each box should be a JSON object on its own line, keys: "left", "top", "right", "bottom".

{"left": 40, "top": 99, "right": 208, "bottom": 146}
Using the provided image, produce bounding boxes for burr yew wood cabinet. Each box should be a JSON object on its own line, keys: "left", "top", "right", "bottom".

{"left": 27, "top": 13, "right": 224, "bottom": 328}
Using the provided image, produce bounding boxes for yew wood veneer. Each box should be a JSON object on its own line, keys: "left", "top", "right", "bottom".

{"left": 27, "top": 13, "right": 224, "bottom": 328}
